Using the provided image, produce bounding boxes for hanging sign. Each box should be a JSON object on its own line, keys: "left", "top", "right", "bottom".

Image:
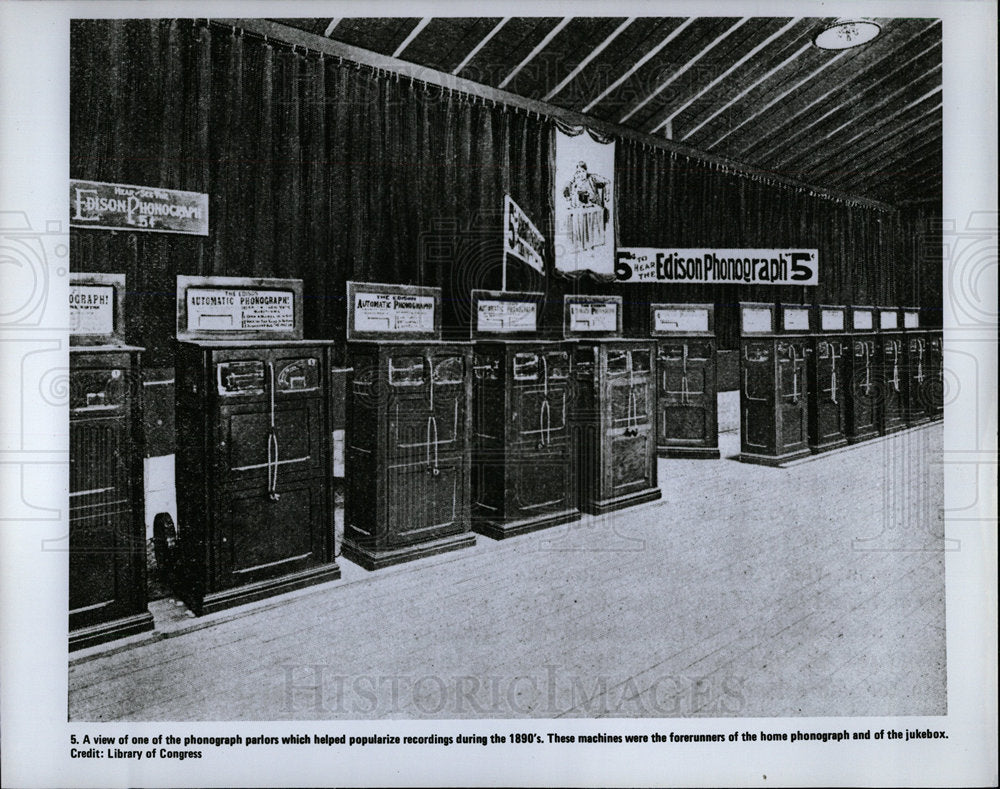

{"left": 70, "top": 179, "right": 209, "bottom": 236}
{"left": 614, "top": 248, "right": 819, "bottom": 285}
{"left": 502, "top": 195, "right": 545, "bottom": 274}
{"left": 554, "top": 127, "right": 616, "bottom": 277}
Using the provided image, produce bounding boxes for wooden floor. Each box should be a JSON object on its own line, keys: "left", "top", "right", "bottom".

{"left": 69, "top": 422, "right": 946, "bottom": 721}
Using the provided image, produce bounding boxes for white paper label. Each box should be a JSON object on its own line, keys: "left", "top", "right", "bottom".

{"left": 903, "top": 311, "right": 919, "bottom": 328}
{"left": 569, "top": 302, "right": 618, "bottom": 332}
{"left": 742, "top": 306, "right": 773, "bottom": 334}
{"left": 70, "top": 285, "right": 115, "bottom": 335}
{"left": 821, "top": 309, "right": 845, "bottom": 331}
{"left": 477, "top": 300, "right": 537, "bottom": 333}
{"left": 187, "top": 288, "right": 294, "bottom": 332}
{"left": 783, "top": 307, "right": 810, "bottom": 331}
{"left": 354, "top": 292, "right": 435, "bottom": 334}
{"left": 853, "top": 310, "right": 874, "bottom": 330}
{"left": 879, "top": 311, "right": 898, "bottom": 329}
{"left": 654, "top": 308, "right": 709, "bottom": 333}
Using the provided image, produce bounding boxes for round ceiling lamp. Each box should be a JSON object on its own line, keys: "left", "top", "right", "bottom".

{"left": 813, "top": 18, "right": 882, "bottom": 50}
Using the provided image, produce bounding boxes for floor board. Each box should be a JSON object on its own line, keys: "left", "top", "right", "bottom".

{"left": 68, "top": 423, "right": 946, "bottom": 721}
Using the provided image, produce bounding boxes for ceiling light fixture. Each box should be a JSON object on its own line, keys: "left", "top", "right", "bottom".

{"left": 813, "top": 18, "right": 881, "bottom": 50}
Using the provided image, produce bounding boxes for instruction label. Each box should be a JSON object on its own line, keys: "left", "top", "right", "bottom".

{"left": 354, "top": 292, "right": 435, "bottom": 334}
{"left": 187, "top": 288, "right": 294, "bottom": 332}
{"left": 70, "top": 285, "right": 115, "bottom": 335}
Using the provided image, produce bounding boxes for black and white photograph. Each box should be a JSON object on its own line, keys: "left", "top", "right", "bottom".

{"left": 0, "top": 1, "right": 996, "bottom": 787}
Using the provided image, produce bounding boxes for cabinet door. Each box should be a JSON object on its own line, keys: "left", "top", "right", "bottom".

{"left": 507, "top": 447, "right": 574, "bottom": 517}
{"left": 847, "top": 339, "right": 879, "bottom": 435}
{"left": 214, "top": 352, "right": 327, "bottom": 486}
{"left": 70, "top": 360, "right": 132, "bottom": 508}
{"left": 217, "top": 397, "right": 325, "bottom": 485}
{"left": 741, "top": 341, "right": 775, "bottom": 452}
{"left": 813, "top": 339, "right": 845, "bottom": 442}
{"left": 69, "top": 507, "right": 143, "bottom": 629}
{"left": 906, "top": 336, "right": 931, "bottom": 419}
{"left": 387, "top": 353, "right": 467, "bottom": 462}
{"left": 69, "top": 414, "right": 131, "bottom": 509}
{"left": 658, "top": 339, "right": 715, "bottom": 443}
{"left": 606, "top": 353, "right": 655, "bottom": 496}
{"left": 777, "top": 340, "right": 808, "bottom": 452}
{"left": 513, "top": 380, "right": 570, "bottom": 449}
{"left": 214, "top": 479, "right": 328, "bottom": 588}
{"left": 879, "top": 338, "right": 904, "bottom": 427}
{"left": 925, "top": 335, "right": 944, "bottom": 414}
{"left": 386, "top": 457, "right": 467, "bottom": 546}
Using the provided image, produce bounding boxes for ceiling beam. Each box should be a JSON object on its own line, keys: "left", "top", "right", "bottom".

{"left": 807, "top": 115, "right": 941, "bottom": 185}
{"left": 216, "top": 18, "right": 895, "bottom": 210}
{"left": 450, "top": 17, "right": 510, "bottom": 75}
{"left": 864, "top": 166, "right": 941, "bottom": 203}
{"left": 804, "top": 101, "right": 942, "bottom": 183}
{"left": 753, "top": 33, "right": 941, "bottom": 165}
{"left": 729, "top": 20, "right": 940, "bottom": 160}
{"left": 770, "top": 45, "right": 942, "bottom": 169}
{"left": 890, "top": 173, "right": 942, "bottom": 202}
{"left": 542, "top": 17, "right": 635, "bottom": 101}
{"left": 498, "top": 18, "right": 571, "bottom": 89}
{"left": 705, "top": 49, "right": 850, "bottom": 151}
{"left": 681, "top": 41, "right": 812, "bottom": 143}
{"left": 620, "top": 18, "right": 750, "bottom": 124}
{"left": 829, "top": 133, "right": 941, "bottom": 193}
{"left": 770, "top": 74, "right": 941, "bottom": 175}
{"left": 811, "top": 91, "right": 943, "bottom": 171}
{"left": 859, "top": 146, "right": 942, "bottom": 193}
{"left": 647, "top": 18, "right": 802, "bottom": 136}
{"left": 581, "top": 18, "right": 695, "bottom": 113}
{"left": 393, "top": 17, "right": 431, "bottom": 58}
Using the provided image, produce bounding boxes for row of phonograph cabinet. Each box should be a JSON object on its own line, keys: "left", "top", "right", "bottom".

{"left": 68, "top": 277, "right": 941, "bottom": 649}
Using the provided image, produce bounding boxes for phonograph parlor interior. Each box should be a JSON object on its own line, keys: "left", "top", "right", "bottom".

{"left": 68, "top": 16, "right": 945, "bottom": 720}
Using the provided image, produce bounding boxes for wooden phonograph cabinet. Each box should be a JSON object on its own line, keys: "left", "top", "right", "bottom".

{"left": 171, "top": 276, "right": 340, "bottom": 614}
{"left": 901, "top": 308, "right": 933, "bottom": 427}
{"left": 470, "top": 290, "right": 580, "bottom": 539}
{"left": 649, "top": 302, "right": 719, "bottom": 459}
{"left": 565, "top": 295, "right": 661, "bottom": 514}
{"left": 926, "top": 322, "right": 944, "bottom": 422}
{"left": 875, "top": 307, "right": 907, "bottom": 435}
{"left": 69, "top": 273, "right": 154, "bottom": 650}
{"left": 739, "top": 303, "right": 812, "bottom": 465}
{"left": 807, "top": 305, "right": 849, "bottom": 453}
{"left": 844, "top": 306, "right": 881, "bottom": 444}
{"left": 342, "top": 282, "right": 476, "bottom": 569}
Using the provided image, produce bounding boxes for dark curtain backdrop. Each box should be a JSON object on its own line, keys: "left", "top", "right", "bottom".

{"left": 898, "top": 201, "right": 944, "bottom": 326}
{"left": 70, "top": 20, "right": 916, "bottom": 364}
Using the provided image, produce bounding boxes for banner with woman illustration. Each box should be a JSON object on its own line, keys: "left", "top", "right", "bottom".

{"left": 553, "top": 125, "right": 616, "bottom": 277}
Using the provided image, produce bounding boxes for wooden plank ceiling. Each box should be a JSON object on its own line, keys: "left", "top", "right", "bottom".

{"left": 271, "top": 16, "right": 942, "bottom": 206}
